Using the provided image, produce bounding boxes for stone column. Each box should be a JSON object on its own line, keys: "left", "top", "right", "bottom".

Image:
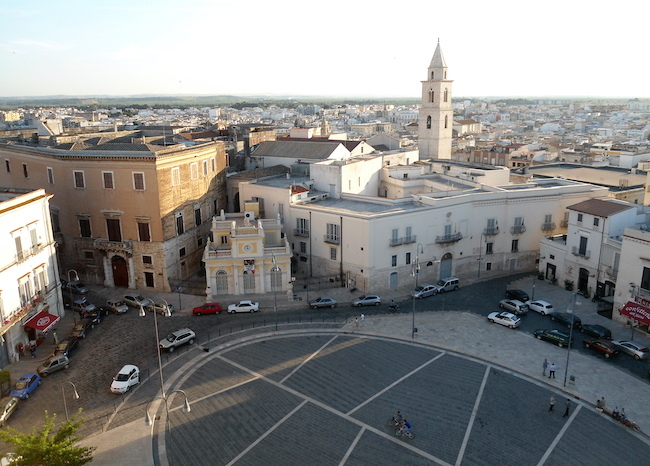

{"left": 128, "top": 256, "right": 136, "bottom": 289}
{"left": 103, "top": 255, "right": 112, "bottom": 287}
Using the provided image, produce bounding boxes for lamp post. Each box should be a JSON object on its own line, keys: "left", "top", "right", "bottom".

{"left": 532, "top": 254, "right": 545, "bottom": 301}
{"left": 61, "top": 381, "right": 79, "bottom": 422}
{"left": 477, "top": 233, "right": 485, "bottom": 278}
{"left": 563, "top": 292, "right": 580, "bottom": 388}
{"left": 144, "top": 390, "right": 191, "bottom": 466}
{"left": 66, "top": 269, "right": 79, "bottom": 312}
{"left": 412, "top": 243, "right": 423, "bottom": 340}
{"left": 630, "top": 283, "right": 639, "bottom": 341}
{"left": 272, "top": 253, "right": 278, "bottom": 334}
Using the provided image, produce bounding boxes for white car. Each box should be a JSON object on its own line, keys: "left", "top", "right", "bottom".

{"left": 106, "top": 299, "right": 129, "bottom": 314}
{"left": 123, "top": 293, "right": 152, "bottom": 309}
{"left": 110, "top": 365, "right": 140, "bottom": 394}
{"left": 228, "top": 300, "right": 260, "bottom": 313}
{"left": 487, "top": 311, "right": 521, "bottom": 329}
{"left": 526, "top": 300, "right": 554, "bottom": 315}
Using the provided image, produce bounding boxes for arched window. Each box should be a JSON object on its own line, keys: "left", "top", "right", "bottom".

{"left": 444, "top": 88, "right": 448, "bottom": 102}
{"left": 271, "top": 266, "right": 282, "bottom": 291}
{"left": 444, "top": 71, "right": 447, "bottom": 79}
{"left": 427, "top": 116, "right": 431, "bottom": 129}
{"left": 429, "top": 89, "right": 434, "bottom": 102}
{"left": 431, "top": 71, "right": 434, "bottom": 80}
{"left": 444, "top": 115, "right": 448, "bottom": 129}
{"left": 215, "top": 269, "right": 228, "bottom": 294}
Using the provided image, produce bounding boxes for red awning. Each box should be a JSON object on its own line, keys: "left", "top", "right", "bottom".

{"left": 24, "top": 311, "right": 60, "bottom": 334}
{"left": 619, "top": 301, "right": 650, "bottom": 327}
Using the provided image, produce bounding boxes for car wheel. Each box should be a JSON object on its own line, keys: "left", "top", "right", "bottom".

{"left": 499, "top": 303, "right": 505, "bottom": 308}
{"left": 169, "top": 347, "right": 175, "bottom": 353}
{"left": 605, "top": 353, "right": 610, "bottom": 359}
{"left": 25, "top": 393, "right": 29, "bottom": 399}
{"left": 375, "top": 302, "right": 379, "bottom": 306}
{"left": 541, "top": 311, "right": 546, "bottom": 316}
{"left": 331, "top": 304, "right": 335, "bottom": 308}
{"left": 551, "top": 316, "right": 555, "bottom": 321}
{"left": 125, "top": 385, "right": 130, "bottom": 393}
{"left": 510, "top": 325, "right": 516, "bottom": 329}
{"left": 64, "top": 364, "right": 69, "bottom": 370}
{"left": 230, "top": 310, "right": 235, "bottom": 314}
{"left": 584, "top": 343, "right": 589, "bottom": 348}
{"left": 634, "top": 354, "right": 641, "bottom": 360}
{"left": 536, "top": 335, "right": 542, "bottom": 340}
{"left": 566, "top": 324, "right": 571, "bottom": 329}
{"left": 454, "top": 286, "right": 459, "bottom": 290}
{"left": 38, "top": 380, "right": 41, "bottom": 385}
{"left": 189, "top": 339, "right": 194, "bottom": 345}
{"left": 250, "top": 309, "right": 254, "bottom": 313}
{"left": 558, "top": 342, "right": 563, "bottom": 348}
{"left": 196, "top": 312, "right": 201, "bottom": 316}
{"left": 488, "top": 318, "right": 494, "bottom": 323}
{"left": 42, "top": 372, "right": 48, "bottom": 377}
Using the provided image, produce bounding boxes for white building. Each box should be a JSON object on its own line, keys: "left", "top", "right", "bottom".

{"left": 0, "top": 189, "right": 64, "bottom": 367}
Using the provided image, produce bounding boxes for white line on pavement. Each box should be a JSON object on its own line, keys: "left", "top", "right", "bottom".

{"left": 339, "top": 427, "right": 366, "bottom": 466}
{"left": 279, "top": 334, "right": 339, "bottom": 384}
{"left": 455, "top": 365, "right": 490, "bottom": 466}
{"left": 536, "top": 405, "right": 582, "bottom": 466}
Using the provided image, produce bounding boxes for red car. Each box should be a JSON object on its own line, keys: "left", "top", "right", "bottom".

{"left": 193, "top": 303, "right": 222, "bottom": 316}
{"left": 584, "top": 338, "right": 619, "bottom": 359}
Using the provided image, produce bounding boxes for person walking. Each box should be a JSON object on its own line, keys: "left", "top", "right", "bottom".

{"left": 563, "top": 398, "right": 571, "bottom": 418}
{"left": 549, "top": 394, "right": 556, "bottom": 413}
{"left": 355, "top": 317, "right": 359, "bottom": 328}
{"left": 549, "top": 363, "right": 556, "bottom": 378}
{"left": 361, "top": 313, "right": 365, "bottom": 326}
{"left": 542, "top": 359, "right": 548, "bottom": 376}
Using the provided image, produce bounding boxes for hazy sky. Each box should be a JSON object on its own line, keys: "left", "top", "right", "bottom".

{"left": 1, "top": 0, "right": 648, "bottom": 99}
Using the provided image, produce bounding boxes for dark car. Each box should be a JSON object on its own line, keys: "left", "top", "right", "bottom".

{"left": 505, "top": 289, "right": 530, "bottom": 302}
{"left": 66, "top": 280, "right": 89, "bottom": 295}
{"left": 584, "top": 338, "right": 619, "bottom": 359}
{"left": 550, "top": 313, "right": 582, "bottom": 329}
{"left": 52, "top": 337, "right": 79, "bottom": 358}
{"left": 70, "top": 319, "right": 94, "bottom": 339}
{"left": 580, "top": 324, "right": 612, "bottom": 340}
{"left": 534, "top": 329, "right": 572, "bottom": 347}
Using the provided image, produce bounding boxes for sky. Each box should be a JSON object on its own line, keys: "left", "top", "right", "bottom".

{"left": 1, "top": 0, "right": 648, "bottom": 99}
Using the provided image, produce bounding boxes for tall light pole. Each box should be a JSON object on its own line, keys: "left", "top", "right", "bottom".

{"left": 630, "top": 283, "right": 639, "bottom": 341}
{"left": 145, "top": 390, "right": 191, "bottom": 466}
{"left": 412, "top": 243, "right": 423, "bottom": 340}
{"left": 477, "top": 233, "right": 484, "bottom": 278}
{"left": 532, "top": 254, "right": 545, "bottom": 301}
{"left": 67, "top": 269, "right": 79, "bottom": 312}
{"left": 272, "top": 253, "right": 278, "bottom": 334}
{"left": 563, "top": 292, "right": 580, "bottom": 388}
{"left": 61, "top": 381, "right": 79, "bottom": 422}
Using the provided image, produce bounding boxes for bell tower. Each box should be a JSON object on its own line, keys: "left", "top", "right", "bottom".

{"left": 418, "top": 41, "right": 453, "bottom": 160}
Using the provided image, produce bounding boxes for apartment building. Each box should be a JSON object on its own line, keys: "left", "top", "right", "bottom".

{"left": 0, "top": 189, "right": 63, "bottom": 368}
{"left": 0, "top": 134, "right": 227, "bottom": 292}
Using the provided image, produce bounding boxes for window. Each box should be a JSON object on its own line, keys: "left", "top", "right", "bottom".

{"left": 392, "top": 255, "right": 397, "bottom": 267}
{"left": 642, "top": 267, "right": 650, "bottom": 292}
{"left": 444, "top": 224, "right": 452, "bottom": 236}
{"left": 144, "top": 272, "right": 154, "bottom": 287}
{"left": 47, "top": 167, "right": 54, "bottom": 184}
{"left": 220, "top": 235, "right": 228, "bottom": 246}
{"left": 142, "top": 255, "right": 153, "bottom": 265}
{"left": 577, "top": 213, "right": 583, "bottom": 222}
{"left": 4, "top": 159, "right": 9, "bottom": 173}
{"left": 19, "top": 277, "right": 32, "bottom": 306}
{"left": 279, "top": 203, "right": 284, "bottom": 223}
{"left": 511, "top": 239, "right": 519, "bottom": 252}
{"left": 179, "top": 247, "right": 186, "bottom": 257}
{"left": 51, "top": 209, "right": 60, "bottom": 233}
{"left": 486, "top": 242, "right": 493, "bottom": 255}
{"left": 429, "top": 89, "right": 434, "bottom": 102}
{"left": 444, "top": 115, "right": 448, "bottom": 129}
{"left": 202, "top": 160, "right": 208, "bottom": 176}
{"left": 103, "top": 171, "right": 114, "bottom": 189}
{"left": 22, "top": 163, "right": 28, "bottom": 178}
{"left": 579, "top": 236, "right": 588, "bottom": 256}
{"left": 14, "top": 236, "right": 23, "bottom": 262}
{"left": 138, "top": 222, "right": 151, "bottom": 242}
{"left": 427, "top": 116, "right": 431, "bottom": 129}
{"left": 326, "top": 223, "right": 340, "bottom": 243}
{"left": 444, "top": 88, "right": 448, "bottom": 102}
{"left": 406, "top": 252, "right": 411, "bottom": 265}
{"left": 176, "top": 211, "right": 185, "bottom": 235}
{"left": 132, "top": 172, "right": 145, "bottom": 190}
{"left": 73, "top": 170, "right": 85, "bottom": 188}
{"left": 514, "top": 217, "right": 523, "bottom": 226}
{"left": 210, "top": 157, "right": 216, "bottom": 173}
{"left": 300, "top": 241, "right": 306, "bottom": 254}
{"left": 331, "top": 248, "right": 337, "bottom": 260}
{"left": 190, "top": 162, "right": 198, "bottom": 180}
{"left": 594, "top": 218, "right": 600, "bottom": 227}
{"left": 486, "top": 262, "right": 492, "bottom": 271}
{"left": 270, "top": 266, "right": 282, "bottom": 291}
{"left": 30, "top": 226, "right": 38, "bottom": 249}
{"left": 216, "top": 270, "right": 228, "bottom": 293}
{"left": 84, "top": 251, "right": 94, "bottom": 260}
{"left": 198, "top": 237, "right": 203, "bottom": 247}
{"left": 171, "top": 167, "right": 181, "bottom": 186}
{"left": 106, "top": 219, "right": 122, "bottom": 242}
{"left": 213, "top": 197, "right": 218, "bottom": 216}
{"left": 205, "top": 199, "right": 211, "bottom": 219}
{"left": 79, "top": 218, "right": 91, "bottom": 238}
{"left": 243, "top": 272, "right": 255, "bottom": 292}
{"left": 544, "top": 214, "right": 552, "bottom": 223}
{"left": 194, "top": 207, "right": 202, "bottom": 227}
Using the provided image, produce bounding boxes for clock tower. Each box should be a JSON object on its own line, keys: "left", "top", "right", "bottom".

{"left": 418, "top": 41, "right": 453, "bottom": 160}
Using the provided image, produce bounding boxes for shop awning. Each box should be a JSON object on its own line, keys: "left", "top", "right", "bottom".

{"left": 619, "top": 301, "right": 650, "bottom": 327}
{"left": 24, "top": 311, "right": 60, "bottom": 334}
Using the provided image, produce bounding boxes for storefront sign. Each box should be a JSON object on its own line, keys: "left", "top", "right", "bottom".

{"left": 619, "top": 301, "right": 650, "bottom": 326}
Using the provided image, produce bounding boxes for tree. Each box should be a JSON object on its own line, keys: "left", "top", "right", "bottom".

{"left": 0, "top": 409, "right": 96, "bottom": 466}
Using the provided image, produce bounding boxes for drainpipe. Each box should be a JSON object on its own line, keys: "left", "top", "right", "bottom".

{"left": 340, "top": 216, "right": 344, "bottom": 286}
{"left": 309, "top": 211, "right": 312, "bottom": 278}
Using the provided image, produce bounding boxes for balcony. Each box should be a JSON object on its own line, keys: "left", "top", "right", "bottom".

{"left": 541, "top": 222, "right": 556, "bottom": 231}
{"left": 389, "top": 237, "right": 403, "bottom": 247}
{"left": 403, "top": 235, "right": 417, "bottom": 244}
{"left": 435, "top": 233, "right": 462, "bottom": 244}
{"left": 510, "top": 225, "right": 526, "bottom": 235}
{"left": 560, "top": 220, "right": 568, "bottom": 228}
{"left": 324, "top": 234, "right": 340, "bottom": 245}
{"left": 605, "top": 267, "right": 618, "bottom": 279}
{"left": 94, "top": 238, "right": 133, "bottom": 254}
{"left": 571, "top": 246, "right": 590, "bottom": 259}
{"left": 293, "top": 228, "right": 310, "bottom": 238}
{"left": 483, "top": 227, "right": 499, "bottom": 236}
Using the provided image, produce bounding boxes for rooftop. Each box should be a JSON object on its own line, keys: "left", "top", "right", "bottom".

{"left": 567, "top": 198, "right": 634, "bottom": 217}
{"left": 528, "top": 163, "right": 646, "bottom": 189}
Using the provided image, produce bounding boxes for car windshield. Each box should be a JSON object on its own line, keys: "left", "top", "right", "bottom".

{"left": 358, "top": 295, "right": 366, "bottom": 300}
{"left": 43, "top": 358, "right": 53, "bottom": 366}
{"left": 56, "top": 342, "right": 67, "bottom": 350}
{"left": 414, "top": 286, "right": 424, "bottom": 292}
{"left": 135, "top": 296, "right": 145, "bottom": 301}
{"left": 15, "top": 382, "right": 27, "bottom": 390}
{"left": 114, "top": 301, "right": 125, "bottom": 306}
{"left": 116, "top": 374, "right": 130, "bottom": 382}
{"left": 436, "top": 280, "right": 446, "bottom": 286}
{"left": 74, "top": 282, "right": 86, "bottom": 288}
{"left": 166, "top": 334, "right": 177, "bottom": 342}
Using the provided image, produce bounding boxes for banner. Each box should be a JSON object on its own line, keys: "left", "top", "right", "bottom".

{"left": 619, "top": 301, "right": 650, "bottom": 326}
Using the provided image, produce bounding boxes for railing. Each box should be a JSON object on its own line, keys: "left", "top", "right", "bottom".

{"left": 389, "top": 237, "right": 403, "bottom": 247}
{"left": 205, "top": 249, "right": 232, "bottom": 259}
{"left": 571, "top": 246, "right": 590, "bottom": 259}
{"left": 233, "top": 228, "right": 259, "bottom": 236}
{"left": 293, "top": 229, "right": 310, "bottom": 238}
{"left": 483, "top": 227, "right": 499, "bottom": 236}
{"left": 403, "top": 235, "right": 417, "bottom": 244}
{"left": 324, "top": 234, "right": 340, "bottom": 245}
{"left": 560, "top": 220, "right": 569, "bottom": 228}
{"left": 435, "top": 233, "right": 462, "bottom": 244}
{"left": 93, "top": 238, "right": 133, "bottom": 253}
{"left": 605, "top": 267, "right": 618, "bottom": 279}
{"left": 541, "top": 222, "right": 556, "bottom": 231}
{"left": 510, "top": 225, "right": 526, "bottom": 234}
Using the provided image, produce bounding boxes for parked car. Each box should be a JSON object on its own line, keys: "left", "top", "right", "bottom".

{"left": 52, "top": 337, "right": 79, "bottom": 358}
{"left": 37, "top": 355, "right": 70, "bottom": 376}
{"left": 611, "top": 340, "right": 650, "bottom": 360}
{"left": 123, "top": 293, "right": 152, "bottom": 309}
{"left": 145, "top": 302, "right": 174, "bottom": 315}
{"left": 193, "top": 303, "right": 222, "bottom": 316}
{"left": 71, "top": 297, "right": 89, "bottom": 313}
{"left": 309, "top": 297, "right": 337, "bottom": 309}
{"left": 79, "top": 306, "right": 103, "bottom": 324}
{"left": 110, "top": 365, "right": 140, "bottom": 394}
{"left": 10, "top": 373, "right": 41, "bottom": 399}
{"left": 526, "top": 300, "right": 554, "bottom": 316}
{"left": 66, "top": 280, "right": 89, "bottom": 295}
{"left": 410, "top": 284, "right": 436, "bottom": 299}
{"left": 433, "top": 277, "right": 460, "bottom": 293}
{"left": 550, "top": 313, "right": 582, "bottom": 329}
{"left": 487, "top": 311, "right": 521, "bottom": 329}
{"left": 159, "top": 328, "right": 195, "bottom": 352}
{"left": 534, "top": 329, "right": 572, "bottom": 347}
{"left": 580, "top": 324, "right": 612, "bottom": 340}
{"left": 351, "top": 295, "right": 381, "bottom": 307}
{"left": 228, "top": 300, "right": 260, "bottom": 313}
{"left": 70, "top": 319, "right": 94, "bottom": 339}
{"left": 499, "top": 299, "right": 529, "bottom": 315}
{"left": 584, "top": 338, "right": 619, "bottom": 358}
{"left": 106, "top": 299, "right": 129, "bottom": 314}
{"left": 505, "top": 289, "right": 530, "bottom": 302}
{"left": 0, "top": 397, "right": 18, "bottom": 427}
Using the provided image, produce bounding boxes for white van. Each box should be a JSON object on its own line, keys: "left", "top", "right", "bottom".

{"left": 433, "top": 277, "right": 460, "bottom": 293}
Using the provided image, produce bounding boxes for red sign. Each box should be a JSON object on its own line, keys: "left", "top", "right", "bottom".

{"left": 619, "top": 301, "right": 650, "bottom": 326}
{"left": 24, "top": 311, "right": 60, "bottom": 333}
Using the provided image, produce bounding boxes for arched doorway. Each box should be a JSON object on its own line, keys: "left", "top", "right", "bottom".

{"left": 578, "top": 268, "right": 590, "bottom": 297}
{"left": 112, "top": 256, "right": 129, "bottom": 288}
{"left": 389, "top": 272, "right": 398, "bottom": 289}
{"left": 215, "top": 270, "right": 228, "bottom": 295}
{"left": 440, "top": 253, "right": 452, "bottom": 279}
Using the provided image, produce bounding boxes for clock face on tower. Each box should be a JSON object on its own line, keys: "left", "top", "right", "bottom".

{"left": 243, "top": 243, "right": 253, "bottom": 253}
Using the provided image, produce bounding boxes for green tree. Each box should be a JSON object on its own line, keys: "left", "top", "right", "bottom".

{"left": 0, "top": 409, "right": 95, "bottom": 466}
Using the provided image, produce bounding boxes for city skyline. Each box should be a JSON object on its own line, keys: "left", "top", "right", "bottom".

{"left": 1, "top": 0, "right": 648, "bottom": 99}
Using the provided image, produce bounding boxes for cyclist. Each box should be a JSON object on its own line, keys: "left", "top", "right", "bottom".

{"left": 393, "top": 411, "right": 403, "bottom": 424}
{"left": 400, "top": 419, "right": 412, "bottom": 436}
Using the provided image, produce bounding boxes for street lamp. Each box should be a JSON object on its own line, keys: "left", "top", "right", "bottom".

{"left": 61, "top": 381, "right": 79, "bottom": 422}
{"left": 630, "top": 283, "right": 639, "bottom": 341}
{"left": 66, "top": 269, "right": 79, "bottom": 313}
{"left": 563, "top": 292, "right": 580, "bottom": 388}
{"left": 272, "top": 253, "right": 278, "bottom": 334}
{"left": 412, "top": 243, "right": 424, "bottom": 340}
{"left": 532, "top": 254, "right": 545, "bottom": 301}
{"left": 144, "top": 390, "right": 191, "bottom": 466}
{"left": 477, "top": 233, "right": 485, "bottom": 278}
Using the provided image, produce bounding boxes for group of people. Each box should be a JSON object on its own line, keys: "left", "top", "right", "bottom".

{"left": 542, "top": 359, "right": 556, "bottom": 378}
{"left": 392, "top": 411, "right": 411, "bottom": 435}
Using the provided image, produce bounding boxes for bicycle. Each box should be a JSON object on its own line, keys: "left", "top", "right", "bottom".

{"left": 395, "top": 427, "right": 415, "bottom": 439}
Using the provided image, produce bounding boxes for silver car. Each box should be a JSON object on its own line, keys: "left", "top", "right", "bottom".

{"left": 145, "top": 302, "right": 174, "bottom": 315}
{"left": 309, "top": 297, "right": 337, "bottom": 309}
{"left": 37, "top": 355, "right": 70, "bottom": 376}
{"left": 159, "top": 328, "right": 195, "bottom": 352}
{"left": 499, "top": 299, "right": 529, "bottom": 315}
{"left": 123, "top": 293, "right": 152, "bottom": 309}
{"left": 106, "top": 299, "right": 129, "bottom": 314}
{"left": 351, "top": 295, "right": 381, "bottom": 307}
{"left": 611, "top": 340, "right": 650, "bottom": 360}
{"left": 410, "top": 284, "right": 436, "bottom": 299}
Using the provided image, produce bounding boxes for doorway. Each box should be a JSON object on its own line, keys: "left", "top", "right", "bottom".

{"left": 578, "top": 268, "right": 590, "bottom": 297}
{"left": 389, "top": 272, "right": 398, "bottom": 289}
{"left": 440, "top": 253, "right": 452, "bottom": 279}
{"left": 112, "top": 256, "right": 128, "bottom": 287}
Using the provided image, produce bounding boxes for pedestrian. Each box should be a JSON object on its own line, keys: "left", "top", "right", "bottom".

{"left": 549, "top": 394, "right": 555, "bottom": 413}
{"left": 596, "top": 396, "right": 606, "bottom": 412}
{"left": 549, "top": 363, "right": 556, "bottom": 378}
{"left": 563, "top": 398, "right": 571, "bottom": 418}
{"left": 53, "top": 332, "right": 58, "bottom": 345}
{"left": 361, "top": 313, "right": 365, "bottom": 326}
{"left": 542, "top": 359, "right": 548, "bottom": 376}
{"left": 355, "top": 317, "right": 359, "bottom": 328}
